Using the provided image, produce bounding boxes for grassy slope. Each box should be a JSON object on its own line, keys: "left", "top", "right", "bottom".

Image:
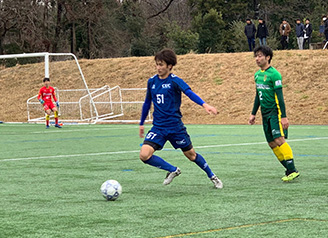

{"left": 0, "top": 50, "right": 327, "bottom": 124}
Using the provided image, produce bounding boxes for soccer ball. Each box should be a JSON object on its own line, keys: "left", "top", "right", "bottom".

{"left": 100, "top": 180, "right": 122, "bottom": 201}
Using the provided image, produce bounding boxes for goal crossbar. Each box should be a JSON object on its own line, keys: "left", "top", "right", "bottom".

{"left": 1, "top": 52, "right": 97, "bottom": 123}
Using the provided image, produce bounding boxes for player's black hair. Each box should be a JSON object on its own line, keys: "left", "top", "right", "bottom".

{"left": 306, "top": 18, "right": 310, "bottom": 21}
{"left": 253, "top": 46, "right": 273, "bottom": 64}
{"left": 154, "top": 48, "right": 177, "bottom": 68}
{"left": 43, "top": 77, "right": 50, "bottom": 82}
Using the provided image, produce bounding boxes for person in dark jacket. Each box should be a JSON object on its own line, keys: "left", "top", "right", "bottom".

{"left": 303, "top": 18, "right": 313, "bottom": 49}
{"left": 256, "top": 18, "right": 269, "bottom": 46}
{"left": 295, "top": 19, "right": 305, "bottom": 50}
{"left": 323, "top": 16, "right": 328, "bottom": 42}
{"left": 244, "top": 18, "right": 256, "bottom": 51}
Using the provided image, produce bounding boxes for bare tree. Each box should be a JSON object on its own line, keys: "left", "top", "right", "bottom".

{"left": 142, "top": 0, "right": 192, "bottom": 28}
{"left": 0, "top": 1, "right": 18, "bottom": 54}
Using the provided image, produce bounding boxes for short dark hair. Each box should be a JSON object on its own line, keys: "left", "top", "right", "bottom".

{"left": 306, "top": 18, "right": 310, "bottom": 21}
{"left": 154, "top": 48, "right": 177, "bottom": 67}
{"left": 43, "top": 77, "right": 50, "bottom": 82}
{"left": 254, "top": 46, "right": 273, "bottom": 64}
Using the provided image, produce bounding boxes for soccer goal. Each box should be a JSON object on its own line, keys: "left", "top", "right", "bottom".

{"left": 27, "top": 85, "right": 126, "bottom": 123}
{"left": 1, "top": 52, "right": 152, "bottom": 124}
{"left": 27, "top": 86, "right": 152, "bottom": 124}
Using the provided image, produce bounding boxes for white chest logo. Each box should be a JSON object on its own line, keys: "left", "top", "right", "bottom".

{"left": 162, "top": 83, "right": 171, "bottom": 89}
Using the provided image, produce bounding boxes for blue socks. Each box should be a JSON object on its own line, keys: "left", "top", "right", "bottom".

{"left": 143, "top": 153, "right": 214, "bottom": 178}
{"left": 143, "top": 155, "right": 177, "bottom": 172}
{"left": 194, "top": 153, "right": 214, "bottom": 178}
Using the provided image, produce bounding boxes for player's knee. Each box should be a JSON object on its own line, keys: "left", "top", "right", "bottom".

{"left": 183, "top": 150, "right": 196, "bottom": 161}
{"left": 274, "top": 137, "right": 285, "bottom": 146}
{"left": 139, "top": 152, "right": 149, "bottom": 162}
{"left": 140, "top": 144, "right": 156, "bottom": 161}
{"left": 268, "top": 141, "right": 277, "bottom": 149}
{"left": 139, "top": 146, "right": 153, "bottom": 162}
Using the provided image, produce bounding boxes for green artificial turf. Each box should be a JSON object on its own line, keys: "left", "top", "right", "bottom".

{"left": 0, "top": 124, "right": 327, "bottom": 237}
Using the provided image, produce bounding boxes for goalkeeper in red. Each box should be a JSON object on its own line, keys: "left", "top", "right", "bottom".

{"left": 38, "top": 77, "right": 62, "bottom": 129}
{"left": 249, "top": 46, "right": 299, "bottom": 182}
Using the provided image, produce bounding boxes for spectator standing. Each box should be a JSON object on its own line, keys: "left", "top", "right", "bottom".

{"left": 303, "top": 18, "right": 313, "bottom": 49}
{"left": 244, "top": 18, "right": 257, "bottom": 51}
{"left": 323, "top": 16, "right": 328, "bottom": 42}
{"left": 295, "top": 19, "right": 305, "bottom": 50}
{"left": 256, "top": 18, "right": 269, "bottom": 46}
{"left": 279, "top": 20, "right": 291, "bottom": 50}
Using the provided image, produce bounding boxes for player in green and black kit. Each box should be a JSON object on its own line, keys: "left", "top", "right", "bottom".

{"left": 249, "top": 46, "right": 300, "bottom": 182}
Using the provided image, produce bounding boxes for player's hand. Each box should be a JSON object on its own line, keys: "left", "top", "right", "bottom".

{"left": 39, "top": 99, "right": 44, "bottom": 105}
{"left": 202, "top": 103, "right": 217, "bottom": 115}
{"left": 56, "top": 101, "right": 60, "bottom": 108}
{"left": 139, "top": 125, "right": 144, "bottom": 138}
{"left": 248, "top": 115, "right": 256, "bottom": 125}
{"left": 281, "top": 117, "right": 289, "bottom": 130}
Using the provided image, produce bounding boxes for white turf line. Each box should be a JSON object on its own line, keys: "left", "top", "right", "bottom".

{"left": 1, "top": 137, "right": 328, "bottom": 162}
{"left": 2, "top": 124, "right": 327, "bottom": 135}
{"left": 30, "top": 126, "right": 138, "bottom": 134}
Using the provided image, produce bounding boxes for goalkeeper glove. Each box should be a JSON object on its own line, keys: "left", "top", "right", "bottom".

{"left": 39, "top": 99, "right": 44, "bottom": 104}
{"left": 56, "top": 101, "right": 60, "bottom": 107}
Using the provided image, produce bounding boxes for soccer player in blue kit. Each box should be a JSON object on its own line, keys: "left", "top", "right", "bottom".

{"left": 139, "top": 49, "right": 223, "bottom": 189}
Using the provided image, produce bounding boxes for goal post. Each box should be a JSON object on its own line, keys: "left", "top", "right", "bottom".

{"left": 0, "top": 52, "right": 97, "bottom": 123}
{"left": 1, "top": 52, "right": 152, "bottom": 124}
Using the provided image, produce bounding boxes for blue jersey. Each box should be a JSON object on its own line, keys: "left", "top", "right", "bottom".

{"left": 145, "top": 73, "right": 190, "bottom": 128}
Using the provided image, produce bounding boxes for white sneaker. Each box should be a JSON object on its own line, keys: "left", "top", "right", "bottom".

{"left": 210, "top": 175, "right": 223, "bottom": 189}
{"left": 163, "top": 167, "right": 181, "bottom": 185}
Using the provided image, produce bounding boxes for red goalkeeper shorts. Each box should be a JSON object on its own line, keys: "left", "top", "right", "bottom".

{"left": 43, "top": 101, "right": 56, "bottom": 111}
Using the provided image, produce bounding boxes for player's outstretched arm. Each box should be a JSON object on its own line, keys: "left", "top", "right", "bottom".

{"left": 202, "top": 103, "right": 217, "bottom": 115}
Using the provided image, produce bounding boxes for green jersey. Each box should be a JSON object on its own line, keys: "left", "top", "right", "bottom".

{"left": 254, "top": 66, "right": 285, "bottom": 117}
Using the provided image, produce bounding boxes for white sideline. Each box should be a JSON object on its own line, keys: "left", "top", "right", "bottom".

{"left": 1, "top": 136, "right": 328, "bottom": 162}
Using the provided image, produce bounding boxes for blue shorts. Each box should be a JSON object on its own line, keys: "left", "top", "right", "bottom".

{"left": 143, "top": 125, "right": 192, "bottom": 151}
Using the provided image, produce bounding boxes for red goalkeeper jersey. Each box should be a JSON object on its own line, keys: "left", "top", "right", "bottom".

{"left": 38, "top": 86, "right": 58, "bottom": 103}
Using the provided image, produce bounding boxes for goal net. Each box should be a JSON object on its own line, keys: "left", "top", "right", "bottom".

{"left": 27, "top": 86, "right": 152, "bottom": 124}
{"left": 27, "top": 85, "right": 123, "bottom": 123}
{"left": 1, "top": 52, "right": 152, "bottom": 124}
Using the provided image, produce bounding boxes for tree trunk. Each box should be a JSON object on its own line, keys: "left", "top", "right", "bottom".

{"left": 0, "top": 37, "right": 3, "bottom": 55}
{"left": 87, "top": 20, "right": 91, "bottom": 59}
{"left": 70, "top": 22, "right": 76, "bottom": 55}
{"left": 52, "top": 2, "right": 63, "bottom": 53}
